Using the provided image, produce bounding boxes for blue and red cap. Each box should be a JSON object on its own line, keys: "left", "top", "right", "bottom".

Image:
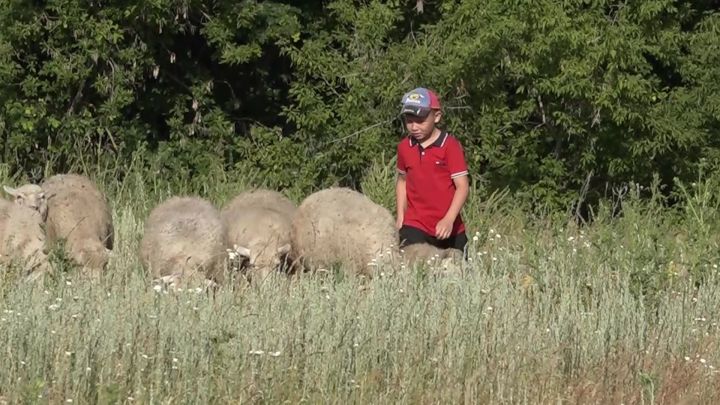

{"left": 399, "top": 87, "right": 442, "bottom": 117}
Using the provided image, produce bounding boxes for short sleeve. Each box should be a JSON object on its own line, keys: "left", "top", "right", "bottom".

{"left": 396, "top": 142, "right": 407, "bottom": 175}
{"left": 446, "top": 137, "right": 469, "bottom": 179}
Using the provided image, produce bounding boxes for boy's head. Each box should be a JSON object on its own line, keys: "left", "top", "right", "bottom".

{"left": 400, "top": 87, "right": 443, "bottom": 141}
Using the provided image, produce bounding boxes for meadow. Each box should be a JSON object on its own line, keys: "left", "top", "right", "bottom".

{"left": 2, "top": 161, "right": 720, "bottom": 404}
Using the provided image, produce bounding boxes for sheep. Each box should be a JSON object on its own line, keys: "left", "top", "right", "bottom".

{"left": 39, "top": 174, "right": 114, "bottom": 274}
{"left": 220, "top": 189, "right": 297, "bottom": 282}
{"left": 4, "top": 174, "right": 114, "bottom": 274}
{"left": 140, "top": 196, "right": 228, "bottom": 287}
{"left": 290, "top": 187, "right": 398, "bottom": 277}
{"left": 0, "top": 197, "right": 51, "bottom": 280}
{"left": 400, "top": 242, "right": 464, "bottom": 276}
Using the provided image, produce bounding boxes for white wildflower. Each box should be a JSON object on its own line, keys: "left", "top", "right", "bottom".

{"left": 269, "top": 351, "right": 282, "bottom": 357}
{"left": 153, "top": 285, "right": 162, "bottom": 293}
{"left": 249, "top": 350, "right": 265, "bottom": 355}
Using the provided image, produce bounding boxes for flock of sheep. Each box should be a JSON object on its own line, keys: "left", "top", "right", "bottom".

{"left": 1, "top": 174, "right": 463, "bottom": 287}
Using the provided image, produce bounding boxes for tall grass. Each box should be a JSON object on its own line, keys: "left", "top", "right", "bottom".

{"left": 2, "top": 162, "right": 720, "bottom": 403}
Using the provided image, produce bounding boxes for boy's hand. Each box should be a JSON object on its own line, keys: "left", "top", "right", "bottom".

{"left": 396, "top": 216, "right": 404, "bottom": 230}
{"left": 435, "top": 217, "right": 454, "bottom": 240}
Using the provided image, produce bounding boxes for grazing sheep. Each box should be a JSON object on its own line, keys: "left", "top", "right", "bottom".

{"left": 40, "top": 174, "right": 114, "bottom": 274}
{"left": 291, "top": 187, "right": 397, "bottom": 277}
{"left": 221, "top": 189, "right": 296, "bottom": 282}
{"left": 401, "top": 243, "right": 462, "bottom": 265}
{"left": 0, "top": 197, "right": 50, "bottom": 280}
{"left": 5, "top": 174, "right": 114, "bottom": 274}
{"left": 140, "top": 196, "right": 228, "bottom": 287}
{"left": 401, "top": 243, "right": 464, "bottom": 276}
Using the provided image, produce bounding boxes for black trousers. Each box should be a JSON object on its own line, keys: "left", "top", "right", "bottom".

{"left": 399, "top": 225, "right": 468, "bottom": 253}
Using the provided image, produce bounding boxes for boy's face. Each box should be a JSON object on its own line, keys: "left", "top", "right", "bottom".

{"left": 403, "top": 110, "right": 442, "bottom": 142}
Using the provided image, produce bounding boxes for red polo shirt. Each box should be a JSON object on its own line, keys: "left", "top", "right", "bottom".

{"left": 397, "top": 131, "right": 469, "bottom": 236}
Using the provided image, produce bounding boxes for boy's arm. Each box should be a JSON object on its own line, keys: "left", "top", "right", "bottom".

{"left": 435, "top": 175, "right": 469, "bottom": 239}
{"left": 395, "top": 143, "right": 407, "bottom": 230}
{"left": 435, "top": 137, "right": 470, "bottom": 240}
{"left": 396, "top": 174, "right": 407, "bottom": 229}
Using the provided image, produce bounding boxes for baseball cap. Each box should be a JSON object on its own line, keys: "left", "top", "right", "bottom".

{"left": 399, "top": 87, "right": 441, "bottom": 117}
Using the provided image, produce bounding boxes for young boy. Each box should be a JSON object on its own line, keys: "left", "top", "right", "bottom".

{"left": 395, "top": 87, "right": 470, "bottom": 254}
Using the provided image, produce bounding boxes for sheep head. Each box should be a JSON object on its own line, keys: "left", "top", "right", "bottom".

{"left": 231, "top": 243, "right": 293, "bottom": 282}
{"left": 3, "top": 184, "right": 48, "bottom": 220}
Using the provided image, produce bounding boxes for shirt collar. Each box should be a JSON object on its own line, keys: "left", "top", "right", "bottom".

{"left": 409, "top": 131, "right": 447, "bottom": 148}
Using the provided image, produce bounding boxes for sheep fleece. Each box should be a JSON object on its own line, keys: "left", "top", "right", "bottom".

{"left": 222, "top": 189, "right": 296, "bottom": 218}
{"left": 291, "top": 187, "right": 397, "bottom": 276}
{"left": 140, "top": 196, "right": 227, "bottom": 283}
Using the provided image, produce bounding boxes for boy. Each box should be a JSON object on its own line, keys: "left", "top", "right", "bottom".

{"left": 395, "top": 87, "right": 470, "bottom": 254}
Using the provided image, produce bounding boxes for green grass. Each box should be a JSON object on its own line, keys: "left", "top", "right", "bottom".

{"left": 2, "top": 164, "right": 720, "bottom": 403}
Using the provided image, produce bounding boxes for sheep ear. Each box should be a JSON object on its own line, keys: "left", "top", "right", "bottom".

{"left": 235, "top": 246, "right": 251, "bottom": 258}
{"left": 277, "top": 243, "right": 291, "bottom": 255}
{"left": 3, "top": 185, "right": 19, "bottom": 198}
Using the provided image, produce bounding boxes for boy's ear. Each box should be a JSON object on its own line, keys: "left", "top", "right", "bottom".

{"left": 433, "top": 110, "right": 442, "bottom": 124}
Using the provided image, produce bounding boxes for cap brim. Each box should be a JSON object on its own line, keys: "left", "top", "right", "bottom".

{"left": 400, "top": 106, "right": 431, "bottom": 117}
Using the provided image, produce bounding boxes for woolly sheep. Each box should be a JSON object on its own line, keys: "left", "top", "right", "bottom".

{"left": 290, "top": 187, "right": 397, "bottom": 277}
{"left": 221, "top": 189, "right": 297, "bottom": 282}
{"left": 5, "top": 174, "right": 114, "bottom": 274}
{"left": 0, "top": 197, "right": 51, "bottom": 280}
{"left": 400, "top": 242, "right": 464, "bottom": 276}
{"left": 140, "top": 196, "right": 228, "bottom": 287}
{"left": 400, "top": 243, "right": 463, "bottom": 265}
{"left": 40, "top": 174, "right": 114, "bottom": 273}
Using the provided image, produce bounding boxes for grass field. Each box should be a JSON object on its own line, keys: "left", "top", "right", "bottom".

{"left": 2, "top": 163, "right": 720, "bottom": 404}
